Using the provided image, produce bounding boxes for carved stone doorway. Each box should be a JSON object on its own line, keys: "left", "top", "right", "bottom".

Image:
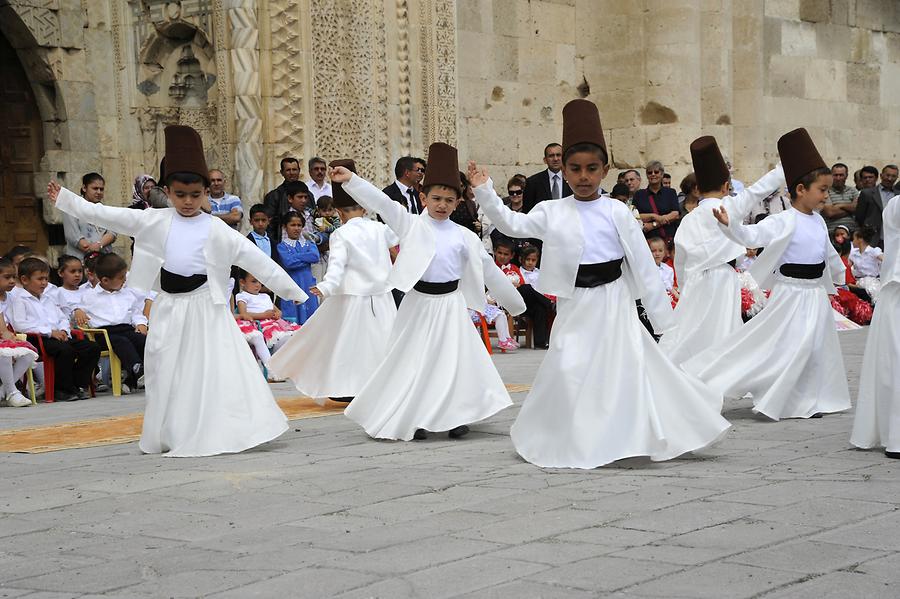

{"left": 0, "top": 32, "right": 47, "bottom": 256}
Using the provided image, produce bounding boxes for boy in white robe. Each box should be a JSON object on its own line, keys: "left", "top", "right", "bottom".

{"left": 687, "top": 128, "right": 851, "bottom": 420}
{"left": 48, "top": 125, "right": 308, "bottom": 457}
{"left": 850, "top": 192, "right": 900, "bottom": 457}
{"left": 659, "top": 136, "right": 785, "bottom": 365}
{"left": 471, "top": 99, "right": 730, "bottom": 469}
{"left": 268, "top": 159, "right": 399, "bottom": 402}
{"left": 330, "top": 143, "right": 526, "bottom": 441}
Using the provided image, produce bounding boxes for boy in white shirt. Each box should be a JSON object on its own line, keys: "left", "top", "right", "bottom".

{"left": 648, "top": 237, "right": 677, "bottom": 296}
{"left": 73, "top": 253, "right": 148, "bottom": 393}
{"left": 8, "top": 257, "right": 101, "bottom": 401}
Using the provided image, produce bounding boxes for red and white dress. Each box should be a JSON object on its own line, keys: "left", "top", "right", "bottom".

{"left": 235, "top": 291, "right": 300, "bottom": 348}
{"left": 0, "top": 296, "right": 38, "bottom": 360}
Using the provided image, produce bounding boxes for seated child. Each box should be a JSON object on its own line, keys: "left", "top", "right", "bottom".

{"left": 7, "top": 257, "right": 101, "bottom": 401}
{"left": 81, "top": 251, "right": 101, "bottom": 288}
{"left": 73, "top": 253, "right": 148, "bottom": 393}
{"left": 55, "top": 255, "right": 86, "bottom": 322}
{"left": 247, "top": 204, "right": 275, "bottom": 259}
{"left": 832, "top": 224, "right": 850, "bottom": 253}
{"left": 235, "top": 270, "right": 300, "bottom": 354}
{"left": 311, "top": 195, "right": 340, "bottom": 282}
{"left": 276, "top": 212, "right": 320, "bottom": 323}
{"left": 736, "top": 248, "right": 758, "bottom": 272}
{"left": 470, "top": 292, "right": 518, "bottom": 352}
{"left": 649, "top": 237, "right": 678, "bottom": 300}
{"left": 0, "top": 257, "right": 37, "bottom": 407}
{"left": 850, "top": 225, "right": 884, "bottom": 302}
{"left": 496, "top": 239, "right": 551, "bottom": 348}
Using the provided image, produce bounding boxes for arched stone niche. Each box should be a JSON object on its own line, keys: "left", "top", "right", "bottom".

{"left": 137, "top": 22, "right": 217, "bottom": 109}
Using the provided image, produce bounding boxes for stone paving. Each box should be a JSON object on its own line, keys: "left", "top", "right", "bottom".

{"left": 2, "top": 329, "right": 899, "bottom": 598}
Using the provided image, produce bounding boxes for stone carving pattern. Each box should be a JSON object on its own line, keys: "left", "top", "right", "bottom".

{"left": 419, "top": 0, "right": 457, "bottom": 147}
{"left": 11, "top": 3, "right": 60, "bottom": 47}
{"left": 396, "top": 0, "right": 412, "bottom": 156}
{"left": 228, "top": 3, "right": 263, "bottom": 203}
{"left": 310, "top": 0, "right": 389, "bottom": 181}
{"left": 269, "top": 0, "right": 304, "bottom": 161}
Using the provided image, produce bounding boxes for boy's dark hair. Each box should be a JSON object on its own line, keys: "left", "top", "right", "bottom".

{"left": 563, "top": 142, "right": 609, "bottom": 166}
{"left": 854, "top": 225, "right": 878, "bottom": 244}
{"left": 316, "top": 195, "right": 334, "bottom": 211}
{"left": 284, "top": 211, "right": 306, "bottom": 227}
{"left": 283, "top": 180, "right": 310, "bottom": 198}
{"left": 0, "top": 257, "right": 13, "bottom": 272}
{"left": 17, "top": 257, "right": 50, "bottom": 279}
{"left": 493, "top": 238, "right": 515, "bottom": 252}
{"left": 82, "top": 172, "right": 104, "bottom": 188}
{"left": 611, "top": 183, "right": 630, "bottom": 198}
{"left": 3, "top": 245, "right": 32, "bottom": 262}
{"left": 249, "top": 203, "right": 268, "bottom": 218}
{"left": 680, "top": 172, "right": 700, "bottom": 195}
{"left": 94, "top": 253, "right": 128, "bottom": 280}
{"left": 83, "top": 251, "right": 101, "bottom": 273}
{"left": 57, "top": 255, "right": 81, "bottom": 272}
{"left": 421, "top": 184, "right": 460, "bottom": 199}
{"left": 165, "top": 171, "right": 206, "bottom": 187}
{"left": 789, "top": 167, "right": 831, "bottom": 200}
{"left": 861, "top": 165, "right": 878, "bottom": 177}
{"left": 662, "top": 173, "right": 672, "bottom": 180}
{"left": 647, "top": 236, "right": 666, "bottom": 248}
{"left": 394, "top": 156, "right": 417, "bottom": 180}
{"left": 519, "top": 246, "right": 539, "bottom": 262}
{"left": 237, "top": 268, "right": 251, "bottom": 281}
{"left": 280, "top": 157, "right": 299, "bottom": 172}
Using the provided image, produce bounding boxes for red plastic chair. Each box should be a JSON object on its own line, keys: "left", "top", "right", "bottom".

{"left": 475, "top": 315, "right": 492, "bottom": 355}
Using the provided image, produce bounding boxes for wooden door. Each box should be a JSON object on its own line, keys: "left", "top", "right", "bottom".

{"left": 0, "top": 33, "right": 47, "bottom": 256}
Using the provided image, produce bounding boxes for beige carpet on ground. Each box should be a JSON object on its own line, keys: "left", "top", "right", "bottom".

{"left": 0, "top": 384, "right": 532, "bottom": 453}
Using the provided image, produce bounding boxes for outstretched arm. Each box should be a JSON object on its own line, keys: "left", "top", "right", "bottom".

{"left": 469, "top": 162, "right": 548, "bottom": 240}
{"left": 234, "top": 236, "right": 308, "bottom": 304}
{"left": 723, "top": 164, "right": 786, "bottom": 221}
{"left": 332, "top": 167, "right": 416, "bottom": 239}
{"left": 713, "top": 205, "right": 783, "bottom": 249}
{"left": 50, "top": 181, "right": 145, "bottom": 238}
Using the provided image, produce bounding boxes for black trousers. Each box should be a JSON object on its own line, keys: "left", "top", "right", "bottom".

{"left": 100, "top": 324, "right": 147, "bottom": 385}
{"left": 518, "top": 284, "right": 552, "bottom": 346}
{"left": 28, "top": 335, "right": 101, "bottom": 393}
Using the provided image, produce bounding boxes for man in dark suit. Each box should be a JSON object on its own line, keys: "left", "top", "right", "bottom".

{"left": 263, "top": 156, "right": 302, "bottom": 243}
{"left": 382, "top": 156, "right": 424, "bottom": 214}
{"left": 855, "top": 164, "right": 898, "bottom": 248}
{"left": 523, "top": 143, "right": 572, "bottom": 213}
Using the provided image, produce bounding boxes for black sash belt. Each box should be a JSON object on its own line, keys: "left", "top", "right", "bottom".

{"left": 160, "top": 268, "right": 208, "bottom": 293}
{"left": 575, "top": 259, "right": 623, "bottom": 288}
{"left": 779, "top": 261, "right": 825, "bottom": 279}
{"left": 413, "top": 280, "right": 460, "bottom": 295}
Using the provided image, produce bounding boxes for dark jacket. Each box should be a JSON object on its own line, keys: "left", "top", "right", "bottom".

{"left": 382, "top": 182, "right": 422, "bottom": 214}
{"left": 855, "top": 186, "right": 891, "bottom": 245}
{"left": 523, "top": 169, "right": 572, "bottom": 213}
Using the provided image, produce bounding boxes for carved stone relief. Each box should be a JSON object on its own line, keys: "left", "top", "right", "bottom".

{"left": 418, "top": 0, "right": 458, "bottom": 148}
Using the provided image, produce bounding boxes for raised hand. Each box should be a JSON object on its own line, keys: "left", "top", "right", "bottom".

{"left": 712, "top": 205, "right": 730, "bottom": 226}
{"left": 467, "top": 161, "right": 489, "bottom": 188}
{"left": 310, "top": 286, "right": 323, "bottom": 299}
{"left": 47, "top": 180, "right": 62, "bottom": 204}
{"left": 329, "top": 166, "right": 352, "bottom": 183}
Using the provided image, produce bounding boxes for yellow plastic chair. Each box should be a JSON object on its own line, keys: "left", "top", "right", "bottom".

{"left": 15, "top": 333, "right": 37, "bottom": 405}
{"left": 77, "top": 328, "right": 122, "bottom": 397}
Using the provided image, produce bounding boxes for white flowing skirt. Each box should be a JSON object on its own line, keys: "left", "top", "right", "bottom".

{"left": 851, "top": 283, "right": 900, "bottom": 452}
{"left": 344, "top": 289, "right": 512, "bottom": 440}
{"left": 511, "top": 278, "right": 730, "bottom": 469}
{"left": 268, "top": 292, "right": 397, "bottom": 400}
{"left": 141, "top": 287, "right": 288, "bottom": 457}
{"left": 684, "top": 275, "right": 851, "bottom": 420}
{"left": 659, "top": 264, "right": 742, "bottom": 366}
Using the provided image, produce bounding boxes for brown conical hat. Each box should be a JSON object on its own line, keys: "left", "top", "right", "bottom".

{"left": 163, "top": 125, "right": 209, "bottom": 185}
{"left": 562, "top": 99, "right": 608, "bottom": 163}
{"left": 422, "top": 142, "right": 461, "bottom": 193}
{"left": 329, "top": 159, "right": 358, "bottom": 208}
{"left": 778, "top": 128, "right": 826, "bottom": 190}
{"left": 690, "top": 136, "right": 730, "bottom": 192}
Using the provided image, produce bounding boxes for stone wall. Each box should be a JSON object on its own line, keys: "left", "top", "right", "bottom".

{"left": 455, "top": 0, "right": 900, "bottom": 188}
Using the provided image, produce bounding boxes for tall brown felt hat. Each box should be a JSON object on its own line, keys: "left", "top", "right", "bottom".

{"left": 562, "top": 99, "right": 608, "bottom": 163}
{"left": 422, "top": 142, "right": 461, "bottom": 193}
{"left": 690, "top": 136, "right": 730, "bottom": 192}
{"left": 778, "top": 128, "right": 826, "bottom": 189}
{"left": 329, "top": 159, "right": 358, "bottom": 208}
{"left": 163, "top": 125, "right": 210, "bottom": 185}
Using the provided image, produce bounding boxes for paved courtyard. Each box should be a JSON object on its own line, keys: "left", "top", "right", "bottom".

{"left": 2, "top": 328, "right": 899, "bottom": 598}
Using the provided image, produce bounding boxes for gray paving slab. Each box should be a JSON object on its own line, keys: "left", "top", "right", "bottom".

{"left": 3, "top": 329, "right": 900, "bottom": 598}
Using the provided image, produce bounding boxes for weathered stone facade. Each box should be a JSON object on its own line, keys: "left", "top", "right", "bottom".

{"left": 0, "top": 0, "right": 897, "bottom": 252}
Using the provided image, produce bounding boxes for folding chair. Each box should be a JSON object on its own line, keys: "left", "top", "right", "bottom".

{"left": 14, "top": 334, "right": 37, "bottom": 405}
{"left": 78, "top": 328, "right": 122, "bottom": 397}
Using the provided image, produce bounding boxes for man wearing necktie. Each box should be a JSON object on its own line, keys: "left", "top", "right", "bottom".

{"left": 382, "top": 156, "right": 424, "bottom": 214}
{"left": 523, "top": 143, "right": 572, "bottom": 213}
